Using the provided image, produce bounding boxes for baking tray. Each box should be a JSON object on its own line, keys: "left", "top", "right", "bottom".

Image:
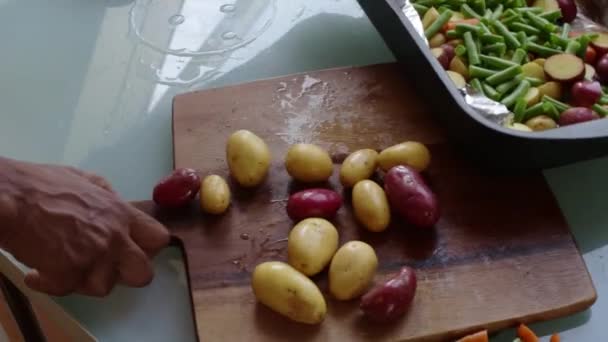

{"left": 357, "top": 0, "right": 608, "bottom": 169}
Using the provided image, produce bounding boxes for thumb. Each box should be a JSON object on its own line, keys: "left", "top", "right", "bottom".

{"left": 25, "top": 270, "right": 78, "bottom": 297}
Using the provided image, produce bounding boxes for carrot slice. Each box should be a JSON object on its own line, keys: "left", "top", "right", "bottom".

{"left": 550, "top": 334, "right": 560, "bottom": 342}
{"left": 517, "top": 324, "right": 539, "bottom": 342}
{"left": 455, "top": 330, "right": 489, "bottom": 342}
{"left": 443, "top": 19, "right": 480, "bottom": 32}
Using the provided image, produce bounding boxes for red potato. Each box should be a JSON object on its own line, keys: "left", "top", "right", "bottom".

{"left": 360, "top": 266, "right": 417, "bottom": 322}
{"left": 596, "top": 54, "right": 608, "bottom": 84}
{"left": 591, "top": 32, "right": 608, "bottom": 57}
{"left": 440, "top": 44, "right": 455, "bottom": 63}
{"left": 153, "top": 168, "right": 201, "bottom": 208}
{"left": 556, "top": 0, "right": 577, "bottom": 23}
{"left": 559, "top": 107, "right": 600, "bottom": 126}
{"left": 544, "top": 53, "right": 585, "bottom": 82}
{"left": 585, "top": 46, "right": 597, "bottom": 65}
{"left": 571, "top": 80, "right": 602, "bottom": 107}
{"left": 286, "top": 188, "right": 342, "bottom": 221}
{"left": 384, "top": 165, "right": 440, "bottom": 228}
{"left": 431, "top": 47, "right": 451, "bottom": 70}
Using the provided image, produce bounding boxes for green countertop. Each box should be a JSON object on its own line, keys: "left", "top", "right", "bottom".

{"left": 0, "top": 0, "right": 605, "bottom": 341}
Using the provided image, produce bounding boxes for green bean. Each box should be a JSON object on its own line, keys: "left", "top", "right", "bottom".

{"left": 509, "top": 22, "right": 541, "bottom": 35}
{"left": 486, "top": 64, "right": 523, "bottom": 85}
{"left": 524, "top": 77, "right": 544, "bottom": 87}
{"left": 501, "top": 14, "right": 521, "bottom": 25}
{"left": 516, "top": 31, "right": 527, "bottom": 47}
{"left": 514, "top": 7, "right": 543, "bottom": 14}
{"left": 513, "top": 97, "right": 528, "bottom": 123}
{"left": 592, "top": 104, "right": 608, "bottom": 117}
{"left": 549, "top": 33, "right": 570, "bottom": 49}
{"left": 482, "top": 82, "right": 501, "bottom": 100}
{"left": 490, "top": 19, "right": 521, "bottom": 48}
{"left": 464, "top": 31, "right": 481, "bottom": 65}
{"left": 501, "top": 80, "right": 531, "bottom": 108}
{"left": 475, "top": 0, "right": 486, "bottom": 13}
{"left": 491, "top": 4, "right": 503, "bottom": 20}
{"left": 599, "top": 95, "right": 608, "bottom": 105}
{"left": 455, "top": 44, "right": 467, "bottom": 56}
{"left": 527, "top": 42, "right": 563, "bottom": 57}
{"left": 414, "top": 0, "right": 436, "bottom": 6}
{"left": 576, "top": 34, "right": 592, "bottom": 58}
{"left": 469, "top": 78, "right": 484, "bottom": 93}
{"left": 483, "top": 9, "right": 493, "bottom": 19}
{"left": 514, "top": 0, "right": 526, "bottom": 7}
{"left": 480, "top": 54, "right": 518, "bottom": 68}
{"left": 524, "top": 11, "right": 556, "bottom": 33}
{"left": 480, "top": 34, "right": 505, "bottom": 44}
{"left": 539, "top": 10, "right": 562, "bottom": 22}
{"left": 511, "top": 48, "right": 527, "bottom": 64}
{"left": 523, "top": 102, "right": 547, "bottom": 120}
{"left": 544, "top": 102, "right": 560, "bottom": 120}
{"left": 461, "top": 4, "right": 481, "bottom": 19}
{"left": 446, "top": 30, "right": 462, "bottom": 39}
{"left": 413, "top": 4, "right": 429, "bottom": 16}
{"left": 438, "top": 6, "right": 452, "bottom": 13}
{"left": 561, "top": 23, "right": 571, "bottom": 40}
{"left": 565, "top": 40, "right": 581, "bottom": 55}
{"left": 496, "top": 74, "right": 524, "bottom": 93}
{"left": 482, "top": 42, "right": 507, "bottom": 56}
{"left": 542, "top": 95, "right": 571, "bottom": 112}
{"left": 527, "top": 35, "right": 539, "bottom": 42}
{"left": 456, "top": 23, "right": 482, "bottom": 35}
{"left": 478, "top": 22, "right": 491, "bottom": 35}
{"left": 425, "top": 10, "right": 453, "bottom": 38}
{"left": 469, "top": 65, "right": 496, "bottom": 79}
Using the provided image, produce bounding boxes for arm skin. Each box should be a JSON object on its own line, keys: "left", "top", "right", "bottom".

{"left": 0, "top": 157, "right": 169, "bottom": 297}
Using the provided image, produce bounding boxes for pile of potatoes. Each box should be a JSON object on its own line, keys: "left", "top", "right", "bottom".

{"left": 154, "top": 129, "right": 437, "bottom": 324}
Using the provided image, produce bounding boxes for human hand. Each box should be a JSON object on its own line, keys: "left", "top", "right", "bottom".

{"left": 0, "top": 158, "right": 170, "bottom": 297}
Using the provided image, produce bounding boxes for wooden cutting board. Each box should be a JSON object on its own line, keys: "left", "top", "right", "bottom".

{"left": 154, "top": 63, "right": 596, "bottom": 341}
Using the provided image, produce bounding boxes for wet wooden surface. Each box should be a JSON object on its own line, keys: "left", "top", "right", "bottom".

{"left": 155, "top": 63, "right": 597, "bottom": 341}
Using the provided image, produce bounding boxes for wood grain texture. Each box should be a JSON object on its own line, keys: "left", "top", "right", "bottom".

{"left": 164, "top": 63, "right": 596, "bottom": 341}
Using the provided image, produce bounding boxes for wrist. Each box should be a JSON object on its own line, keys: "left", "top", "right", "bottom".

{"left": 0, "top": 157, "right": 23, "bottom": 248}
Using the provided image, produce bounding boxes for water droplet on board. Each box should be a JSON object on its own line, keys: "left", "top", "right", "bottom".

{"left": 222, "top": 31, "right": 237, "bottom": 40}
{"left": 220, "top": 4, "right": 236, "bottom": 13}
{"left": 168, "top": 14, "right": 185, "bottom": 26}
{"left": 240, "top": 233, "right": 250, "bottom": 240}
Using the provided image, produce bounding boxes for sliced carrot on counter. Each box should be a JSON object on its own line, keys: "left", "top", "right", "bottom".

{"left": 517, "top": 324, "right": 539, "bottom": 342}
{"left": 443, "top": 18, "right": 480, "bottom": 32}
{"left": 455, "top": 330, "right": 488, "bottom": 342}
{"left": 550, "top": 334, "right": 560, "bottom": 342}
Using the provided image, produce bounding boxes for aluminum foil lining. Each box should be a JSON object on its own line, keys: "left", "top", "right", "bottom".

{"left": 400, "top": 0, "right": 608, "bottom": 127}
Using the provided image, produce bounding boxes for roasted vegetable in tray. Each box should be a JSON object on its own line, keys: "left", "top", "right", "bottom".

{"left": 413, "top": 0, "right": 608, "bottom": 131}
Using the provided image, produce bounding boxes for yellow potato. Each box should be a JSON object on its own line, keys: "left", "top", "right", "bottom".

{"left": 200, "top": 175, "right": 231, "bottom": 214}
{"left": 507, "top": 123, "right": 533, "bottom": 132}
{"left": 522, "top": 62, "right": 546, "bottom": 81}
{"left": 429, "top": 33, "right": 446, "bottom": 48}
{"left": 285, "top": 144, "right": 333, "bottom": 183}
{"left": 339, "top": 149, "right": 378, "bottom": 188}
{"left": 449, "top": 56, "right": 469, "bottom": 80}
{"left": 252, "top": 262, "right": 326, "bottom": 324}
{"left": 524, "top": 87, "right": 541, "bottom": 107}
{"left": 538, "top": 81, "right": 562, "bottom": 100}
{"left": 288, "top": 218, "right": 339, "bottom": 276}
{"left": 446, "top": 70, "right": 466, "bottom": 88}
{"left": 378, "top": 141, "right": 431, "bottom": 172}
{"left": 526, "top": 115, "right": 557, "bottom": 131}
{"left": 422, "top": 7, "right": 439, "bottom": 30}
{"left": 449, "top": 11, "right": 465, "bottom": 21}
{"left": 352, "top": 180, "right": 390, "bottom": 233}
{"left": 226, "top": 130, "right": 271, "bottom": 187}
{"left": 533, "top": 58, "right": 546, "bottom": 67}
{"left": 329, "top": 241, "right": 378, "bottom": 300}
{"left": 446, "top": 39, "right": 464, "bottom": 47}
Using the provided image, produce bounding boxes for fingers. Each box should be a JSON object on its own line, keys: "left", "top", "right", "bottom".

{"left": 116, "top": 239, "right": 154, "bottom": 288}
{"left": 128, "top": 207, "right": 170, "bottom": 257}
{"left": 76, "top": 260, "right": 118, "bottom": 297}
{"left": 65, "top": 167, "right": 116, "bottom": 193}
{"left": 25, "top": 269, "right": 80, "bottom": 297}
